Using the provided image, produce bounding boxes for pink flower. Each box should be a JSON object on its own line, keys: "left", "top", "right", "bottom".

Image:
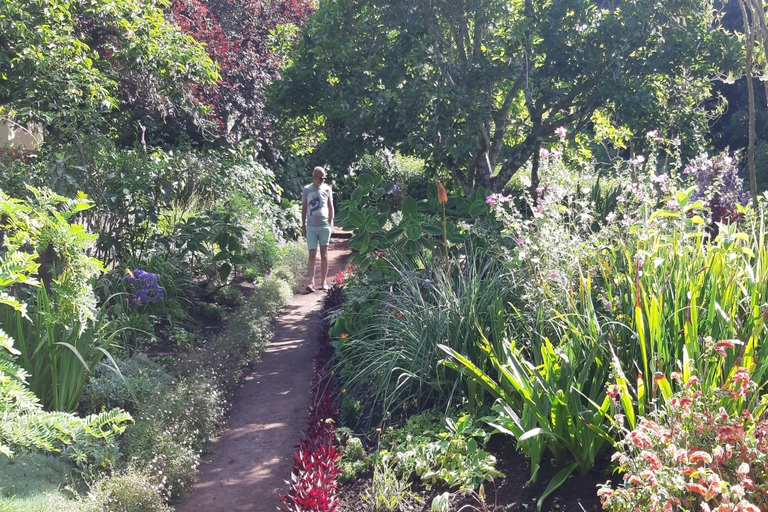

{"left": 685, "top": 482, "right": 708, "bottom": 495}
{"left": 641, "top": 451, "right": 662, "bottom": 470}
{"left": 689, "top": 450, "right": 713, "bottom": 464}
{"left": 714, "top": 339, "right": 738, "bottom": 357}
{"left": 629, "top": 430, "right": 653, "bottom": 449}
{"left": 597, "top": 487, "right": 613, "bottom": 498}
{"left": 555, "top": 126, "right": 567, "bottom": 140}
{"left": 640, "top": 469, "right": 658, "bottom": 486}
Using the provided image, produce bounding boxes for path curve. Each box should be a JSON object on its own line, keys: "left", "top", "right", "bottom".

{"left": 176, "top": 234, "right": 350, "bottom": 512}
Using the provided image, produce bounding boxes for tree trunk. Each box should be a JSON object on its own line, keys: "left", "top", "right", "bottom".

{"left": 738, "top": 0, "right": 759, "bottom": 208}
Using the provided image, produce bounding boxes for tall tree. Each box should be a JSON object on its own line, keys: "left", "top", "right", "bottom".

{"left": 735, "top": 0, "right": 768, "bottom": 206}
{"left": 0, "top": 0, "right": 219, "bottom": 137}
{"left": 272, "top": 0, "right": 738, "bottom": 193}
{"left": 165, "top": 0, "right": 315, "bottom": 144}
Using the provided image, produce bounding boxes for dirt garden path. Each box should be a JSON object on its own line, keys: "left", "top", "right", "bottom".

{"left": 176, "top": 233, "right": 351, "bottom": 512}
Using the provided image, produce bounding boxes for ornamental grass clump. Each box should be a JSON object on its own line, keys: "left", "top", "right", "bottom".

{"left": 599, "top": 367, "right": 768, "bottom": 512}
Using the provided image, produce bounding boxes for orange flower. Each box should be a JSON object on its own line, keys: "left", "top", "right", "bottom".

{"left": 436, "top": 181, "right": 448, "bottom": 204}
{"left": 340, "top": 333, "right": 348, "bottom": 339}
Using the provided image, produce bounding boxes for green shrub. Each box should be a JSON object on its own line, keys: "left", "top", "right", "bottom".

{"left": 363, "top": 453, "right": 420, "bottom": 512}
{"left": 242, "top": 266, "right": 260, "bottom": 282}
{"left": 119, "top": 421, "right": 199, "bottom": 503}
{"left": 335, "top": 428, "right": 371, "bottom": 484}
{"left": 196, "top": 303, "right": 225, "bottom": 322}
{"left": 164, "top": 326, "right": 198, "bottom": 348}
{"left": 176, "top": 276, "right": 285, "bottom": 394}
{"left": 215, "top": 287, "right": 244, "bottom": 307}
{"left": 0, "top": 188, "right": 113, "bottom": 412}
{"left": 92, "top": 257, "right": 199, "bottom": 356}
{"left": 243, "top": 224, "right": 281, "bottom": 275}
{"left": 252, "top": 276, "right": 292, "bottom": 318}
{"left": 380, "top": 412, "right": 502, "bottom": 491}
{"left": 80, "top": 468, "right": 171, "bottom": 512}
{"left": 270, "top": 265, "right": 298, "bottom": 291}
{"left": 273, "top": 240, "right": 308, "bottom": 290}
{"left": 121, "top": 376, "right": 224, "bottom": 456}
{"left": 81, "top": 354, "right": 177, "bottom": 414}
{"left": 332, "top": 243, "right": 519, "bottom": 426}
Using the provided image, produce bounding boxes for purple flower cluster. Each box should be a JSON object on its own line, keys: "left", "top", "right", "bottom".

{"left": 684, "top": 151, "right": 750, "bottom": 213}
{"left": 123, "top": 269, "right": 165, "bottom": 306}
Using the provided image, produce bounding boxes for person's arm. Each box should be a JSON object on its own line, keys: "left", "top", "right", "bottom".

{"left": 327, "top": 189, "right": 334, "bottom": 228}
{"left": 301, "top": 199, "right": 307, "bottom": 238}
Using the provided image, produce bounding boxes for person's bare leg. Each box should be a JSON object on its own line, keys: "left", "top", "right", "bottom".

{"left": 306, "top": 249, "right": 318, "bottom": 285}
{"left": 319, "top": 245, "right": 329, "bottom": 287}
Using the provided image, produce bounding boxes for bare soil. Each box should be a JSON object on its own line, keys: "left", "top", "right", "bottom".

{"left": 174, "top": 233, "right": 607, "bottom": 512}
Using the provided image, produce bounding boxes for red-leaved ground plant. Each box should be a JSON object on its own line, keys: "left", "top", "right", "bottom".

{"left": 280, "top": 285, "right": 344, "bottom": 511}
{"left": 599, "top": 366, "right": 768, "bottom": 512}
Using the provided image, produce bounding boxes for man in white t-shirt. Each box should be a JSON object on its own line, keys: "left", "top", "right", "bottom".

{"left": 301, "top": 166, "right": 334, "bottom": 292}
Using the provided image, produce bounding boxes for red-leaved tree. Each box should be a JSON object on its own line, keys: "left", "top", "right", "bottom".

{"left": 168, "top": 0, "right": 315, "bottom": 144}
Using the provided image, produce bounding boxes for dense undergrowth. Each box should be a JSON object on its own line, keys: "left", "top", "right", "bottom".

{"left": 0, "top": 139, "right": 310, "bottom": 511}
{"left": 321, "top": 136, "right": 768, "bottom": 512}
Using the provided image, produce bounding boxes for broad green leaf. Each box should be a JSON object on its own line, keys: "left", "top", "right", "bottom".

{"left": 402, "top": 196, "right": 418, "bottom": 217}
{"left": 348, "top": 208, "right": 365, "bottom": 228}
{"left": 358, "top": 174, "right": 373, "bottom": 190}
{"left": 405, "top": 221, "right": 422, "bottom": 241}
{"left": 536, "top": 463, "right": 577, "bottom": 511}
{"left": 351, "top": 187, "right": 365, "bottom": 203}
{"left": 469, "top": 199, "right": 487, "bottom": 217}
{"left": 422, "top": 221, "right": 444, "bottom": 236}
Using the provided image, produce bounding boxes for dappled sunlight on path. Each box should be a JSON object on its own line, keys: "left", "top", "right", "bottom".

{"left": 175, "top": 235, "right": 350, "bottom": 512}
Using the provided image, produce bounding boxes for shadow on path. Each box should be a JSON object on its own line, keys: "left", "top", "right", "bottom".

{"left": 175, "top": 235, "right": 350, "bottom": 512}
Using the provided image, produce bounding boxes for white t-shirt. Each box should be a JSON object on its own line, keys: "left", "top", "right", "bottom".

{"left": 302, "top": 183, "right": 333, "bottom": 227}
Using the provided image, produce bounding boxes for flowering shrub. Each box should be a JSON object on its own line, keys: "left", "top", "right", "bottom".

{"left": 599, "top": 368, "right": 768, "bottom": 512}
{"left": 684, "top": 150, "right": 750, "bottom": 224}
{"left": 123, "top": 269, "right": 165, "bottom": 306}
{"left": 485, "top": 193, "right": 511, "bottom": 207}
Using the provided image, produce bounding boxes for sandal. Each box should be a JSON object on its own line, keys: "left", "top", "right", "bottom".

{"left": 319, "top": 282, "right": 330, "bottom": 290}
{"left": 305, "top": 283, "right": 315, "bottom": 293}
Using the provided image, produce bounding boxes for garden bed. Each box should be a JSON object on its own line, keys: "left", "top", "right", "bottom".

{"left": 337, "top": 442, "right": 605, "bottom": 512}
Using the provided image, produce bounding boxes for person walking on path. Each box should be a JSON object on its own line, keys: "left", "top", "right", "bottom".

{"left": 301, "top": 166, "right": 334, "bottom": 292}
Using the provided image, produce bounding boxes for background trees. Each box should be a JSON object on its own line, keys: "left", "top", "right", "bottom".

{"left": 0, "top": 0, "right": 219, "bottom": 137}
{"left": 158, "top": 0, "right": 315, "bottom": 145}
{"left": 272, "top": 0, "right": 739, "bottom": 193}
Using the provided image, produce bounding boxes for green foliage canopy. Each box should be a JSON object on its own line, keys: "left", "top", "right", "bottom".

{"left": 273, "top": 0, "right": 739, "bottom": 193}
{"left": 0, "top": 0, "right": 219, "bottom": 135}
